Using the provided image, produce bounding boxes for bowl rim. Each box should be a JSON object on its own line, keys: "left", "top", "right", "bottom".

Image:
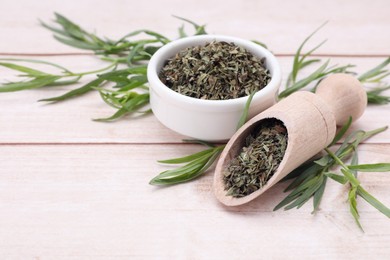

{"left": 147, "top": 34, "right": 281, "bottom": 111}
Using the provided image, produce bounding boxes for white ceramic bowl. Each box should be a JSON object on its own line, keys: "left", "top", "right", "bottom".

{"left": 147, "top": 35, "right": 281, "bottom": 141}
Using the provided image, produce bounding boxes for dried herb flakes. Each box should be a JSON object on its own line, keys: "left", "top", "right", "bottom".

{"left": 224, "top": 119, "right": 287, "bottom": 197}
{"left": 159, "top": 41, "right": 271, "bottom": 100}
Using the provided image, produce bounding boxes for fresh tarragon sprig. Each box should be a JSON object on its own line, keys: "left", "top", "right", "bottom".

{"left": 274, "top": 116, "right": 390, "bottom": 230}
{"left": 358, "top": 57, "right": 390, "bottom": 104}
{"left": 278, "top": 22, "right": 355, "bottom": 99}
{"left": 41, "top": 12, "right": 167, "bottom": 62}
{"left": 0, "top": 58, "right": 116, "bottom": 92}
{"left": 40, "top": 13, "right": 206, "bottom": 64}
{"left": 0, "top": 58, "right": 150, "bottom": 121}
{"left": 150, "top": 92, "right": 255, "bottom": 185}
{"left": 150, "top": 140, "right": 225, "bottom": 185}
{"left": 325, "top": 148, "right": 390, "bottom": 230}
{"left": 0, "top": 13, "right": 207, "bottom": 120}
{"left": 278, "top": 23, "right": 390, "bottom": 103}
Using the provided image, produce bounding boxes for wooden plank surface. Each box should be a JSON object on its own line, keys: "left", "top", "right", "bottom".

{"left": 0, "top": 144, "right": 389, "bottom": 259}
{"left": 1, "top": 0, "right": 389, "bottom": 55}
{"left": 0, "top": 0, "right": 389, "bottom": 259}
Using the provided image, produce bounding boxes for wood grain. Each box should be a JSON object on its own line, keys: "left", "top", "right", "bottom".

{"left": 0, "top": 0, "right": 389, "bottom": 55}
{"left": 0, "top": 0, "right": 389, "bottom": 259}
{"left": 0, "top": 144, "right": 389, "bottom": 259}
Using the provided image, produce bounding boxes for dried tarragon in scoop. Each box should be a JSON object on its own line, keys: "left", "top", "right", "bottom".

{"left": 159, "top": 41, "right": 271, "bottom": 100}
{"left": 224, "top": 119, "right": 288, "bottom": 197}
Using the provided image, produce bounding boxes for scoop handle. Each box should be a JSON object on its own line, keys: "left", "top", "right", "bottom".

{"left": 315, "top": 73, "right": 367, "bottom": 126}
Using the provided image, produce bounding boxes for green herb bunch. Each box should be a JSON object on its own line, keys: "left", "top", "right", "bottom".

{"left": 274, "top": 118, "right": 390, "bottom": 230}
{"left": 0, "top": 13, "right": 207, "bottom": 120}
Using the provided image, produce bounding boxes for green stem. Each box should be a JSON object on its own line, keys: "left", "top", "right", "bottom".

{"left": 364, "top": 126, "right": 388, "bottom": 138}
{"left": 325, "top": 148, "right": 348, "bottom": 170}
{"left": 100, "top": 56, "right": 128, "bottom": 63}
{"left": 0, "top": 58, "right": 73, "bottom": 73}
{"left": 325, "top": 148, "right": 360, "bottom": 187}
{"left": 63, "top": 62, "right": 117, "bottom": 77}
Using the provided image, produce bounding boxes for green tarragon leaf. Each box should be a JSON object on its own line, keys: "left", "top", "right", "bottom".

{"left": 0, "top": 76, "right": 60, "bottom": 92}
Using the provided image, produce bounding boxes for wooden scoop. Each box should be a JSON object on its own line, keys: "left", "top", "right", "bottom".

{"left": 213, "top": 73, "right": 367, "bottom": 206}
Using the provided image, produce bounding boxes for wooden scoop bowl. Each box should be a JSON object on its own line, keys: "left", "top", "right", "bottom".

{"left": 213, "top": 73, "right": 367, "bottom": 206}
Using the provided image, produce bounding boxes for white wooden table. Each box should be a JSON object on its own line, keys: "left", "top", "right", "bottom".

{"left": 1, "top": 0, "right": 389, "bottom": 259}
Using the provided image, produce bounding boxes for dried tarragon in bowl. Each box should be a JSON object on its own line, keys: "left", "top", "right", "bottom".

{"left": 158, "top": 41, "right": 271, "bottom": 100}
{"left": 224, "top": 119, "right": 288, "bottom": 197}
